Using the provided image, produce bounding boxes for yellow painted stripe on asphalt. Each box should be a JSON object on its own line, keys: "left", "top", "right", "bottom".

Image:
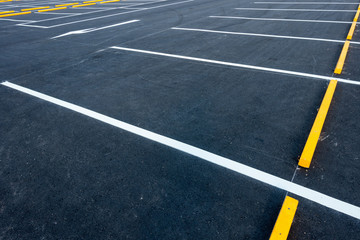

{"left": 269, "top": 196, "right": 298, "bottom": 240}
{"left": 334, "top": 41, "right": 350, "bottom": 74}
{"left": 347, "top": 21, "right": 357, "bottom": 40}
{"left": 55, "top": 2, "right": 79, "bottom": 7}
{"left": 299, "top": 80, "right": 337, "bottom": 168}
{"left": 38, "top": 7, "right": 67, "bottom": 12}
{"left": 100, "top": 0, "right": 120, "bottom": 3}
{"left": 0, "top": 11, "right": 30, "bottom": 17}
{"left": 72, "top": 3, "right": 96, "bottom": 7}
{"left": 83, "top": 0, "right": 102, "bottom": 3}
{"left": 354, "top": 9, "right": 360, "bottom": 21}
{"left": 21, "top": 6, "right": 49, "bottom": 11}
{"left": 0, "top": 10, "right": 14, "bottom": 14}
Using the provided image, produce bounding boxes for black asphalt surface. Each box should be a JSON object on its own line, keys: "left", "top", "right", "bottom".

{"left": 1, "top": 0, "right": 360, "bottom": 239}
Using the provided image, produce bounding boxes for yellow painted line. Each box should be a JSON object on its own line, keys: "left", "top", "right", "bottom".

{"left": 82, "top": 0, "right": 102, "bottom": 3}
{"left": 347, "top": 21, "right": 357, "bottom": 40}
{"left": 334, "top": 40, "right": 350, "bottom": 74}
{"left": 100, "top": 0, "right": 120, "bottom": 3}
{"left": 72, "top": 3, "right": 96, "bottom": 7}
{"left": 0, "top": 10, "right": 14, "bottom": 14}
{"left": 299, "top": 80, "right": 337, "bottom": 168}
{"left": 38, "top": 7, "right": 67, "bottom": 12}
{"left": 354, "top": 9, "right": 360, "bottom": 22}
{"left": 0, "top": 11, "right": 30, "bottom": 17}
{"left": 55, "top": 2, "right": 79, "bottom": 7}
{"left": 270, "top": 196, "right": 298, "bottom": 240}
{"left": 21, "top": 6, "right": 49, "bottom": 11}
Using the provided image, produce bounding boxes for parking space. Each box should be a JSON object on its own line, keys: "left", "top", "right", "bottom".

{"left": 1, "top": 0, "right": 360, "bottom": 238}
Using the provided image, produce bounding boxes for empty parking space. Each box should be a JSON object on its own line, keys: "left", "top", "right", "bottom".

{"left": 1, "top": 0, "right": 360, "bottom": 238}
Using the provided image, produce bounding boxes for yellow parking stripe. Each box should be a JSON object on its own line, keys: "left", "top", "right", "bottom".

{"left": 270, "top": 196, "right": 298, "bottom": 240}
{"left": 100, "top": 0, "right": 120, "bottom": 3}
{"left": 299, "top": 80, "right": 337, "bottom": 168}
{"left": 83, "top": 0, "right": 102, "bottom": 3}
{"left": 72, "top": 3, "right": 96, "bottom": 7}
{"left": 38, "top": 7, "right": 67, "bottom": 12}
{"left": 0, "top": 10, "right": 14, "bottom": 14}
{"left": 0, "top": 11, "right": 30, "bottom": 17}
{"left": 347, "top": 21, "right": 357, "bottom": 40}
{"left": 55, "top": 3, "right": 79, "bottom": 7}
{"left": 21, "top": 6, "right": 49, "bottom": 11}
{"left": 334, "top": 41, "right": 350, "bottom": 74}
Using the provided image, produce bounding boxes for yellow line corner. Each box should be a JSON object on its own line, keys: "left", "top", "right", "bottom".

{"left": 299, "top": 80, "right": 337, "bottom": 168}
{"left": 270, "top": 196, "right": 299, "bottom": 240}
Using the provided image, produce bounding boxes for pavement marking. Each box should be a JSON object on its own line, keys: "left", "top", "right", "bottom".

{"left": 83, "top": 0, "right": 102, "bottom": 3}
{"left": 0, "top": 10, "right": 14, "bottom": 14}
{"left": 38, "top": 7, "right": 67, "bottom": 12}
{"left": 0, "top": 11, "right": 30, "bottom": 17}
{"left": 235, "top": 7, "right": 358, "bottom": 12}
{"left": 347, "top": 9, "right": 359, "bottom": 40}
{"left": 209, "top": 15, "right": 357, "bottom": 24}
{"left": 299, "top": 80, "right": 337, "bottom": 168}
{"left": 55, "top": 3, "right": 79, "bottom": 7}
{"left": 269, "top": 196, "right": 298, "bottom": 240}
{"left": 21, "top": 6, "right": 49, "bottom": 11}
{"left": 20, "top": 0, "right": 193, "bottom": 28}
{"left": 172, "top": 27, "right": 360, "bottom": 44}
{"left": 100, "top": 0, "right": 120, "bottom": 3}
{"left": 110, "top": 46, "right": 360, "bottom": 85}
{"left": 255, "top": 1, "right": 360, "bottom": 4}
{"left": 2, "top": 80, "right": 360, "bottom": 220}
{"left": 347, "top": 21, "right": 357, "bottom": 40}
{"left": 72, "top": 3, "right": 96, "bottom": 7}
{"left": 51, "top": 19, "right": 139, "bottom": 38}
{"left": 334, "top": 41, "right": 350, "bottom": 74}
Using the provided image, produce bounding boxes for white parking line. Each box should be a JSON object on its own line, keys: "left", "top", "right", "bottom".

{"left": 235, "top": 7, "right": 358, "bottom": 12}
{"left": 51, "top": 19, "right": 139, "bottom": 39}
{"left": 210, "top": 16, "right": 357, "bottom": 24}
{"left": 109, "top": 46, "right": 360, "bottom": 85}
{"left": 255, "top": 1, "right": 360, "bottom": 4}
{"left": 2, "top": 80, "right": 360, "bottom": 220}
{"left": 172, "top": 27, "right": 360, "bottom": 44}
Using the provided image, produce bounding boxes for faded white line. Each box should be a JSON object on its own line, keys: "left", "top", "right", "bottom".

{"left": 210, "top": 15, "right": 357, "bottom": 24}
{"left": 255, "top": 1, "right": 360, "bottom": 4}
{"left": 51, "top": 19, "right": 139, "bottom": 39}
{"left": 172, "top": 27, "right": 360, "bottom": 44}
{"left": 109, "top": 46, "right": 360, "bottom": 85}
{"left": 2, "top": 80, "right": 360, "bottom": 220}
{"left": 235, "top": 7, "right": 358, "bottom": 12}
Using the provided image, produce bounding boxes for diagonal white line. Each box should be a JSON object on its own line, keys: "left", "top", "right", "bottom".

{"left": 109, "top": 46, "right": 360, "bottom": 86}
{"left": 172, "top": 27, "right": 360, "bottom": 44}
{"left": 235, "top": 7, "right": 358, "bottom": 12}
{"left": 2, "top": 81, "right": 360, "bottom": 220}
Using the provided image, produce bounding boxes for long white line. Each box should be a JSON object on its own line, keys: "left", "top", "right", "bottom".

{"left": 235, "top": 7, "right": 358, "bottom": 12}
{"left": 255, "top": 1, "right": 360, "bottom": 4}
{"left": 210, "top": 15, "right": 357, "bottom": 24}
{"left": 2, "top": 80, "right": 360, "bottom": 220}
{"left": 109, "top": 46, "right": 360, "bottom": 85}
{"left": 51, "top": 19, "right": 139, "bottom": 39}
{"left": 172, "top": 27, "right": 360, "bottom": 45}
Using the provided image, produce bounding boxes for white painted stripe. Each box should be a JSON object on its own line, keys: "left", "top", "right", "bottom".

{"left": 2, "top": 80, "right": 360, "bottom": 220}
{"left": 109, "top": 46, "right": 360, "bottom": 85}
{"left": 255, "top": 1, "right": 360, "bottom": 4}
{"left": 172, "top": 27, "right": 360, "bottom": 45}
{"left": 235, "top": 7, "right": 357, "bottom": 12}
{"left": 51, "top": 19, "right": 139, "bottom": 39}
{"left": 210, "top": 15, "right": 357, "bottom": 24}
